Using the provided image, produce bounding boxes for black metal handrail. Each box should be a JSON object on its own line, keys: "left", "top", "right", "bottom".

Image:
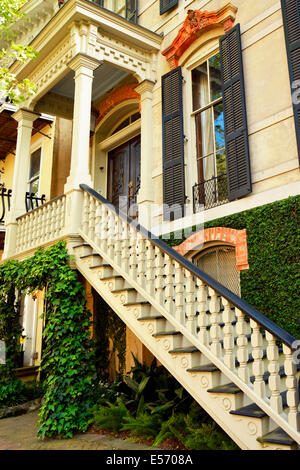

{"left": 80, "top": 183, "right": 296, "bottom": 348}
{"left": 25, "top": 192, "right": 46, "bottom": 212}
{"left": 0, "top": 188, "right": 12, "bottom": 224}
{"left": 193, "top": 174, "right": 228, "bottom": 213}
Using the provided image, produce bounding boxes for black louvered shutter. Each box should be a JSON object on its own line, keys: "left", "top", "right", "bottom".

{"left": 281, "top": 0, "right": 300, "bottom": 163}
{"left": 160, "top": 0, "right": 178, "bottom": 15}
{"left": 220, "top": 24, "right": 252, "bottom": 201}
{"left": 162, "top": 66, "right": 185, "bottom": 221}
{"left": 126, "top": 0, "right": 138, "bottom": 23}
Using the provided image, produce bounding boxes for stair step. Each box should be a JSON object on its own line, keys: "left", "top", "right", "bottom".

{"left": 187, "top": 364, "right": 219, "bottom": 373}
{"left": 89, "top": 263, "right": 111, "bottom": 270}
{"left": 73, "top": 243, "right": 90, "bottom": 249}
{"left": 152, "top": 330, "right": 182, "bottom": 337}
{"left": 169, "top": 347, "right": 199, "bottom": 354}
{"left": 207, "top": 382, "right": 242, "bottom": 395}
{"left": 80, "top": 253, "right": 101, "bottom": 259}
{"left": 257, "top": 428, "right": 297, "bottom": 447}
{"left": 112, "top": 288, "right": 136, "bottom": 293}
{"left": 138, "top": 315, "right": 165, "bottom": 321}
{"left": 229, "top": 392, "right": 288, "bottom": 419}
{"left": 124, "top": 301, "right": 150, "bottom": 306}
{"left": 101, "top": 275, "right": 123, "bottom": 281}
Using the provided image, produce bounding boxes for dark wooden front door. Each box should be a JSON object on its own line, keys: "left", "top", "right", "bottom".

{"left": 107, "top": 135, "right": 141, "bottom": 215}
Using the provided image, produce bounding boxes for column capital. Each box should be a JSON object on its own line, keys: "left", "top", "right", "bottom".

{"left": 12, "top": 109, "right": 40, "bottom": 124}
{"left": 68, "top": 53, "right": 102, "bottom": 72}
{"left": 135, "top": 79, "right": 156, "bottom": 96}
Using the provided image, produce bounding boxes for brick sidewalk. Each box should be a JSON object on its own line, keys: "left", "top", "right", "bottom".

{"left": 0, "top": 411, "right": 149, "bottom": 450}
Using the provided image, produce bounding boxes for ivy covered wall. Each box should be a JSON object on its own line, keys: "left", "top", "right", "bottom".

{"left": 163, "top": 196, "right": 300, "bottom": 338}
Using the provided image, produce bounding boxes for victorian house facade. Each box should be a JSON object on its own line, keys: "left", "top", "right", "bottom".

{"left": 0, "top": 0, "right": 299, "bottom": 450}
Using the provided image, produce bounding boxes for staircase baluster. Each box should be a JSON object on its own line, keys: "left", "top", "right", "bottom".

{"left": 186, "top": 271, "right": 196, "bottom": 336}
{"left": 100, "top": 205, "right": 108, "bottom": 253}
{"left": 282, "top": 343, "right": 300, "bottom": 431}
{"left": 196, "top": 280, "right": 208, "bottom": 346}
{"left": 40, "top": 206, "right": 45, "bottom": 243}
{"left": 165, "top": 255, "right": 175, "bottom": 316}
{"left": 222, "top": 298, "right": 235, "bottom": 370}
{"left": 82, "top": 191, "right": 90, "bottom": 235}
{"left": 154, "top": 247, "right": 164, "bottom": 305}
{"left": 145, "top": 240, "right": 155, "bottom": 296}
{"left": 129, "top": 225, "right": 137, "bottom": 281}
{"left": 107, "top": 210, "right": 115, "bottom": 260}
{"left": 51, "top": 201, "right": 57, "bottom": 242}
{"left": 236, "top": 308, "right": 249, "bottom": 382}
{"left": 121, "top": 221, "right": 129, "bottom": 273}
{"left": 174, "top": 261, "right": 185, "bottom": 324}
{"left": 266, "top": 331, "right": 283, "bottom": 414}
{"left": 94, "top": 202, "right": 101, "bottom": 247}
{"left": 208, "top": 287, "right": 222, "bottom": 358}
{"left": 46, "top": 204, "right": 52, "bottom": 244}
{"left": 115, "top": 215, "right": 122, "bottom": 267}
{"left": 88, "top": 195, "right": 96, "bottom": 242}
{"left": 250, "top": 319, "right": 266, "bottom": 398}
{"left": 137, "top": 233, "right": 146, "bottom": 288}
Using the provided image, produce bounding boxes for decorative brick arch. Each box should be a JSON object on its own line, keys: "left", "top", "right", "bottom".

{"left": 175, "top": 227, "right": 249, "bottom": 271}
{"left": 162, "top": 4, "right": 237, "bottom": 69}
{"left": 96, "top": 83, "right": 140, "bottom": 125}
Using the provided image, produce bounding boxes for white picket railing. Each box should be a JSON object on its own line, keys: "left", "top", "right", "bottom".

{"left": 15, "top": 194, "right": 66, "bottom": 254}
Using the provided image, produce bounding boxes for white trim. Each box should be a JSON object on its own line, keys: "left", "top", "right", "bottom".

{"left": 157, "top": 181, "right": 300, "bottom": 236}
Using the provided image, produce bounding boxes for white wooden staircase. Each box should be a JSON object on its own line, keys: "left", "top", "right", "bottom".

{"left": 72, "top": 184, "right": 300, "bottom": 450}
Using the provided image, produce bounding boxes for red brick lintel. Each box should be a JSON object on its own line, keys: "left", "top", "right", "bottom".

{"left": 175, "top": 227, "right": 249, "bottom": 271}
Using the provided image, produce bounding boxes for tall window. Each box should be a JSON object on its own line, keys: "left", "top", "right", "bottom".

{"left": 28, "top": 148, "right": 41, "bottom": 195}
{"left": 192, "top": 53, "right": 228, "bottom": 209}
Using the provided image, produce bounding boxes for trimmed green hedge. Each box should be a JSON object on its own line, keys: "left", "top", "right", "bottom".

{"left": 163, "top": 196, "right": 300, "bottom": 338}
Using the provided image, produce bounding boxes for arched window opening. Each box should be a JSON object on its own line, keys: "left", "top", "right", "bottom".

{"left": 193, "top": 245, "right": 241, "bottom": 296}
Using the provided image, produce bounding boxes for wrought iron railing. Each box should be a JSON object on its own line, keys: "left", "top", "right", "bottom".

{"left": 0, "top": 189, "right": 46, "bottom": 225}
{"left": 0, "top": 188, "right": 12, "bottom": 224}
{"left": 25, "top": 192, "right": 46, "bottom": 212}
{"left": 193, "top": 174, "right": 228, "bottom": 213}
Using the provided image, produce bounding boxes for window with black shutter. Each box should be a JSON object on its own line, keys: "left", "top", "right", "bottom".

{"left": 281, "top": 0, "right": 300, "bottom": 164}
{"left": 162, "top": 66, "right": 185, "bottom": 221}
{"left": 160, "top": 0, "right": 178, "bottom": 15}
{"left": 220, "top": 23, "right": 252, "bottom": 201}
{"left": 126, "top": 0, "right": 138, "bottom": 23}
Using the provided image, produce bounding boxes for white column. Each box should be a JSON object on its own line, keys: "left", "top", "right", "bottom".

{"left": 135, "top": 80, "right": 155, "bottom": 231}
{"left": 2, "top": 109, "right": 39, "bottom": 259}
{"left": 65, "top": 54, "right": 101, "bottom": 193}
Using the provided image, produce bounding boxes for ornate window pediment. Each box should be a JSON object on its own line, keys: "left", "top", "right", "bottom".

{"left": 162, "top": 3, "right": 237, "bottom": 69}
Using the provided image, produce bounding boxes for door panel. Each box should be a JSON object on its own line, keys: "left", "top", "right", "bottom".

{"left": 107, "top": 136, "right": 141, "bottom": 216}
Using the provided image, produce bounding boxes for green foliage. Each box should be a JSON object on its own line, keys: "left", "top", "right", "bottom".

{"left": 121, "top": 412, "right": 163, "bottom": 439}
{"left": 0, "top": 0, "right": 38, "bottom": 103}
{"left": 184, "top": 418, "right": 239, "bottom": 450}
{"left": 162, "top": 196, "right": 300, "bottom": 338}
{"left": 93, "top": 398, "right": 130, "bottom": 433}
{"left": 0, "top": 242, "right": 96, "bottom": 439}
{"left": 92, "top": 358, "right": 239, "bottom": 449}
{"left": 0, "top": 379, "right": 45, "bottom": 409}
{"left": 151, "top": 413, "right": 186, "bottom": 448}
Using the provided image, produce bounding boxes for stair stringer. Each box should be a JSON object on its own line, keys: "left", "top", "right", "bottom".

{"left": 73, "top": 243, "right": 297, "bottom": 450}
{"left": 75, "top": 230, "right": 300, "bottom": 447}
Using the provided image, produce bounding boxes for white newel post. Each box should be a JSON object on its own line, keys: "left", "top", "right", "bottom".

{"left": 64, "top": 54, "right": 101, "bottom": 238}
{"left": 2, "top": 109, "right": 39, "bottom": 259}
{"left": 135, "top": 80, "right": 155, "bottom": 231}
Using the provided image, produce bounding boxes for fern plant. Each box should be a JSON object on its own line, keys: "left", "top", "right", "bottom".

{"left": 121, "top": 412, "right": 163, "bottom": 439}
{"left": 93, "top": 397, "right": 130, "bottom": 433}
{"left": 184, "top": 417, "right": 239, "bottom": 450}
{"left": 151, "top": 413, "right": 186, "bottom": 448}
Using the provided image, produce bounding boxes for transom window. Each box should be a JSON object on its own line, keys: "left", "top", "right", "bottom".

{"left": 192, "top": 53, "right": 228, "bottom": 210}
{"left": 111, "top": 112, "right": 140, "bottom": 136}
{"left": 28, "top": 148, "right": 41, "bottom": 196}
